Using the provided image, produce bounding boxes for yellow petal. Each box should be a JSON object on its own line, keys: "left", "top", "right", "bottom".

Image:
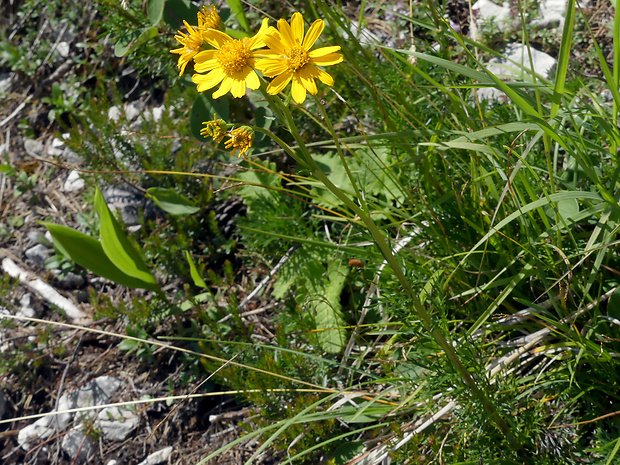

{"left": 302, "top": 19, "right": 324, "bottom": 50}
{"left": 194, "top": 50, "right": 216, "bottom": 64}
{"left": 308, "top": 46, "right": 341, "bottom": 58}
{"left": 263, "top": 33, "right": 289, "bottom": 56}
{"left": 315, "top": 67, "right": 334, "bottom": 86}
{"left": 290, "top": 12, "right": 304, "bottom": 45}
{"left": 291, "top": 76, "right": 307, "bottom": 104}
{"left": 277, "top": 17, "right": 296, "bottom": 48}
{"left": 193, "top": 68, "right": 226, "bottom": 92}
{"left": 253, "top": 49, "right": 281, "bottom": 59}
{"left": 231, "top": 78, "right": 246, "bottom": 98}
{"left": 249, "top": 18, "right": 270, "bottom": 49}
{"left": 245, "top": 69, "right": 260, "bottom": 90}
{"left": 310, "top": 52, "right": 343, "bottom": 67}
{"left": 213, "top": 77, "right": 234, "bottom": 99}
{"left": 298, "top": 69, "right": 318, "bottom": 95}
{"left": 266, "top": 71, "right": 293, "bottom": 94}
{"left": 204, "top": 29, "right": 233, "bottom": 49}
{"left": 255, "top": 58, "right": 289, "bottom": 76}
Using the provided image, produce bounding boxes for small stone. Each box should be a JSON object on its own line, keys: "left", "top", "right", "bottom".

{"left": 56, "top": 41, "right": 70, "bottom": 58}
{"left": 25, "top": 244, "right": 51, "bottom": 267}
{"left": 97, "top": 406, "right": 139, "bottom": 441}
{"left": 0, "top": 73, "right": 12, "bottom": 94}
{"left": 62, "top": 430, "right": 96, "bottom": 462}
{"left": 125, "top": 102, "right": 143, "bottom": 121}
{"left": 108, "top": 106, "right": 122, "bottom": 122}
{"left": 138, "top": 446, "right": 173, "bottom": 465}
{"left": 18, "top": 416, "right": 55, "bottom": 450}
{"left": 18, "top": 293, "right": 38, "bottom": 318}
{"left": 23, "top": 138, "right": 45, "bottom": 158}
{"left": 63, "top": 170, "right": 85, "bottom": 192}
{"left": 27, "top": 230, "right": 50, "bottom": 245}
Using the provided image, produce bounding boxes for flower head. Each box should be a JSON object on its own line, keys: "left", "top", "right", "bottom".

{"left": 197, "top": 5, "right": 222, "bottom": 31}
{"left": 170, "top": 21, "right": 207, "bottom": 76}
{"left": 192, "top": 18, "right": 269, "bottom": 99}
{"left": 170, "top": 6, "right": 222, "bottom": 76}
{"left": 255, "top": 12, "right": 343, "bottom": 104}
{"left": 200, "top": 114, "right": 228, "bottom": 142}
{"left": 225, "top": 127, "right": 254, "bottom": 158}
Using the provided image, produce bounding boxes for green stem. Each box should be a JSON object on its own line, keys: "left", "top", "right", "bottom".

{"left": 261, "top": 91, "right": 514, "bottom": 443}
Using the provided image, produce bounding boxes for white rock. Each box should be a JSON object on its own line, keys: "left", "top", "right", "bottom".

{"left": 125, "top": 102, "right": 143, "bottom": 121}
{"left": 533, "top": 0, "right": 567, "bottom": 28}
{"left": 0, "top": 73, "right": 12, "bottom": 94}
{"left": 470, "top": 0, "right": 512, "bottom": 40}
{"left": 25, "top": 244, "right": 50, "bottom": 267}
{"left": 476, "top": 43, "right": 557, "bottom": 101}
{"left": 18, "top": 293, "right": 38, "bottom": 319}
{"left": 97, "top": 406, "right": 139, "bottom": 441}
{"left": 138, "top": 446, "right": 173, "bottom": 465}
{"left": 108, "top": 106, "right": 122, "bottom": 122}
{"left": 63, "top": 170, "right": 85, "bottom": 192}
{"left": 56, "top": 41, "right": 70, "bottom": 58}
{"left": 18, "top": 415, "right": 55, "bottom": 450}
{"left": 62, "top": 430, "right": 96, "bottom": 462}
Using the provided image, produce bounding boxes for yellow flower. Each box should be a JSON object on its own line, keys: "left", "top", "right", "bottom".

{"left": 255, "top": 12, "right": 343, "bottom": 104}
{"left": 170, "top": 6, "right": 222, "bottom": 76}
{"left": 170, "top": 21, "right": 207, "bottom": 76}
{"left": 192, "top": 19, "right": 269, "bottom": 99}
{"left": 200, "top": 114, "right": 228, "bottom": 142}
{"left": 197, "top": 5, "right": 222, "bottom": 31}
{"left": 225, "top": 127, "right": 254, "bottom": 158}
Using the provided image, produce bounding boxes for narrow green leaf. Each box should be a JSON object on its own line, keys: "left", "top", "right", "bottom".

{"left": 223, "top": 0, "right": 250, "bottom": 33}
{"left": 43, "top": 222, "right": 159, "bottom": 290}
{"left": 94, "top": 187, "right": 159, "bottom": 291}
{"left": 185, "top": 251, "right": 208, "bottom": 289}
{"left": 147, "top": 187, "right": 200, "bottom": 216}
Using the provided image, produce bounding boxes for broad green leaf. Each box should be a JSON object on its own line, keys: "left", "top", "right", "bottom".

{"left": 43, "top": 223, "right": 159, "bottom": 290}
{"left": 333, "top": 442, "right": 364, "bottom": 465}
{"left": 94, "top": 187, "right": 159, "bottom": 291}
{"left": 147, "top": 187, "right": 200, "bottom": 216}
{"left": 114, "top": 27, "right": 158, "bottom": 57}
{"left": 235, "top": 160, "right": 281, "bottom": 202}
{"left": 190, "top": 93, "right": 230, "bottom": 142}
{"left": 305, "top": 260, "right": 348, "bottom": 354}
{"left": 185, "top": 251, "right": 208, "bottom": 289}
{"left": 147, "top": 0, "right": 165, "bottom": 26}
{"left": 163, "top": 0, "right": 200, "bottom": 28}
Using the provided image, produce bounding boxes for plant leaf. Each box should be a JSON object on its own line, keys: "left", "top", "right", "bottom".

{"left": 185, "top": 251, "right": 208, "bottom": 289}
{"left": 163, "top": 0, "right": 200, "bottom": 28}
{"left": 147, "top": 187, "right": 200, "bottom": 216}
{"left": 147, "top": 0, "right": 165, "bottom": 26}
{"left": 42, "top": 222, "right": 160, "bottom": 290}
{"left": 114, "top": 27, "right": 158, "bottom": 57}
{"left": 94, "top": 187, "right": 160, "bottom": 291}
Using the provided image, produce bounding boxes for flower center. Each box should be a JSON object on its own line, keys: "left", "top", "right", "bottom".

{"left": 286, "top": 46, "right": 309, "bottom": 71}
{"left": 217, "top": 39, "right": 251, "bottom": 75}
